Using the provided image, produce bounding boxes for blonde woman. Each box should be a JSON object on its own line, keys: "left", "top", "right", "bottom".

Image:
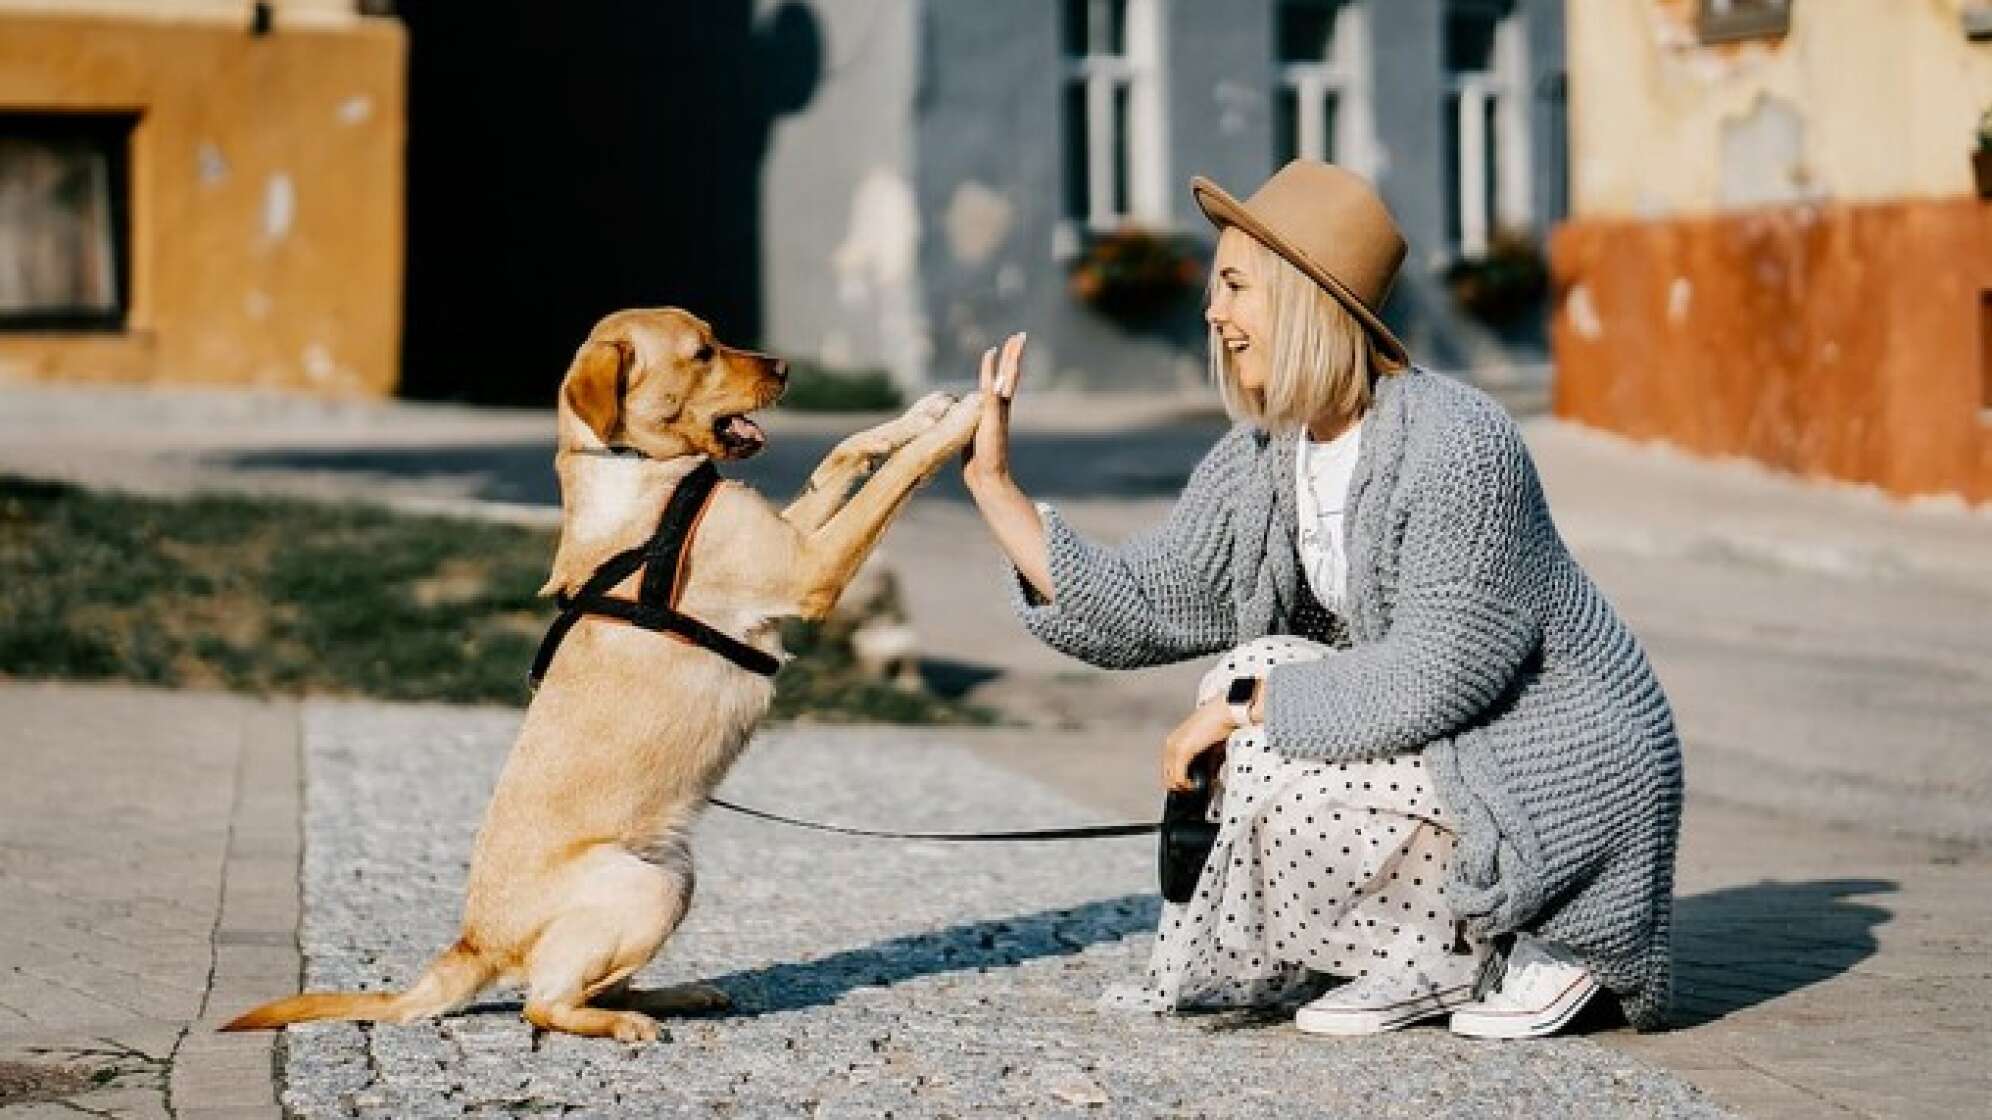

{"left": 961, "top": 162, "right": 1682, "bottom": 1037}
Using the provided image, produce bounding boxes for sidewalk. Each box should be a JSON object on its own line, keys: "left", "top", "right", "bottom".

{"left": 0, "top": 683, "right": 301, "bottom": 1119}
{"left": 3, "top": 685, "right": 1985, "bottom": 1117}
{"left": 2, "top": 378, "right": 1989, "bottom": 1115}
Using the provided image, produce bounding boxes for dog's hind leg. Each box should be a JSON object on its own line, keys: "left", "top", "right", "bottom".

{"left": 521, "top": 845, "right": 693, "bottom": 1043}
{"left": 782, "top": 392, "right": 956, "bottom": 532}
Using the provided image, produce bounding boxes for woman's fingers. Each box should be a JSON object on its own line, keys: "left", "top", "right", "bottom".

{"left": 996, "top": 332, "right": 1027, "bottom": 401}
{"left": 978, "top": 345, "right": 996, "bottom": 396}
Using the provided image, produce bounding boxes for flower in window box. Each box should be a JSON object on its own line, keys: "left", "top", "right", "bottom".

{"left": 1067, "top": 227, "right": 1204, "bottom": 322}
{"left": 1442, "top": 230, "right": 1549, "bottom": 328}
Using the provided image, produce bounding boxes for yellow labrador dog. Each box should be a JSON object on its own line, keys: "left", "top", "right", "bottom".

{"left": 224, "top": 308, "right": 981, "bottom": 1042}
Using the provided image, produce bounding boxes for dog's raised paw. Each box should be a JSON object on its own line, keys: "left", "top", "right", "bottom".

{"left": 909, "top": 391, "right": 956, "bottom": 421}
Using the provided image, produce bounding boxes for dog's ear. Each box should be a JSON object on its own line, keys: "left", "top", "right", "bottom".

{"left": 563, "top": 339, "right": 630, "bottom": 445}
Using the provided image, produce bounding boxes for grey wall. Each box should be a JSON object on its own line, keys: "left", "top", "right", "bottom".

{"left": 755, "top": 0, "right": 1564, "bottom": 390}
{"left": 757, "top": 0, "right": 924, "bottom": 384}
{"left": 907, "top": 0, "right": 1062, "bottom": 389}
{"left": 912, "top": 0, "right": 1285, "bottom": 392}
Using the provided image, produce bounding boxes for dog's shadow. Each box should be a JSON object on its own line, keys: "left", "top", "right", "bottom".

{"left": 461, "top": 894, "right": 1158, "bottom": 1021}
{"left": 696, "top": 893, "right": 1160, "bottom": 1017}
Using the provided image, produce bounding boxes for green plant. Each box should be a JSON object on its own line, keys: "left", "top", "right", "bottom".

{"left": 778, "top": 362, "right": 904, "bottom": 412}
{"left": 1978, "top": 104, "right": 1992, "bottom": 152}
{"left": 1068, "top": 227, "right": 1204, "bottom": 321}
{"left": 0, "top": 475, "right": 990, "bottom": 724}
{"left": 1443, "top": 230, "right": 1550, "bottom": 328}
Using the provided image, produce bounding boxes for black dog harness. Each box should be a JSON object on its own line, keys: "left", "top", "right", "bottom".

{"left": 527, "top": 454, "right": 1165, "bottom": 850}
{"left": 529, "top": 459, "right": 781, "bottom": 688}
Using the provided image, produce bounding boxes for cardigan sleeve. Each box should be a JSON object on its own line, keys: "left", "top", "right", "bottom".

{"left": 1261, "top": 413, "right": 1545, "bottom": 760}
{"left": 1005, "top": 428, "right": 1246, "bottom": 668}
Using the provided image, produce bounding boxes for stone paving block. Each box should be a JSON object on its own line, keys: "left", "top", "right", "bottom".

{"left": 1670, "top": 1067, "right": 1860, "bottom": 1120}
{"left": 169, "top": 1064, "right": 280, "bottom": 1110}
{"left": 61, "top": 1084, "right": 172, "bottom": 1120}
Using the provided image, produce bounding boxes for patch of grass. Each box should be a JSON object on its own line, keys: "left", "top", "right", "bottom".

{"left": 0, "top": 475, "right": 989, "bottom": 723}
{"left": 777, "top": 362, "right": 904, "bottom": 412}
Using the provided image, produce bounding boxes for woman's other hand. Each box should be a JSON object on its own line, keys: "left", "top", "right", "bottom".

{"left": 963, "top": 332, "right": 1024, "bottom": 487}
{"left": 1162, "top": 699, "right": 1236, "bottom": 792}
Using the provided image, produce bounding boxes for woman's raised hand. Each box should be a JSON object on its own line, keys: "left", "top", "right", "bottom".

{"left": 963, "top": 332, "right": 1025, "bottom": 486}
{"left": 961, "top": 332, "right": 1053, "bottom": 600}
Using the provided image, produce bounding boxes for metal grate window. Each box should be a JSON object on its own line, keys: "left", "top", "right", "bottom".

{"left": 1698, "top": 0, "right": 1792, "bottom": 45}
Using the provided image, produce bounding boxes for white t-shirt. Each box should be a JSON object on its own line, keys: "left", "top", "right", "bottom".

{"left": 1295, "top": 417, "right": 1364, "bottom": 613}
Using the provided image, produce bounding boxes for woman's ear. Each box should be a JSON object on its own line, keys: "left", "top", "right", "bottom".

{"left": 563, "top": 339, "right": 630, "bottom": 445}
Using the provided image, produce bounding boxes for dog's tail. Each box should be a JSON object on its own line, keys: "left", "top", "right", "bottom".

{"left": 220, "top": 939, "right": 493, "bottom": 1031}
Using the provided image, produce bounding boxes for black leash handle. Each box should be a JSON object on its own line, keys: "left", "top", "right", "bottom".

{"left": 706, "top": 796, "right": 1159, "bottom": 842}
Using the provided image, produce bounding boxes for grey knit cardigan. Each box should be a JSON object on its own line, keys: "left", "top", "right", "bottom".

{"left": 1009, "top": 367, "right": 1683, "bottom": 1029}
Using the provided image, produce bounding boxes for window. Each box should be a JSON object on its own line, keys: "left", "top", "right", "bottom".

{"left": 1698, "top": 0, "right": 1791, "bottom": 44}
{"left": 1275, "top": 0, "right": 1373, "bottom": 175}
{"left": 1061, "top": 0, "right": 1166, "bottom": 231}
{"left": 0, "top": 114, "right": 133, "bottom": 330}
{"left": 1443, "top": 0, "right": 1530, "bottom": 258}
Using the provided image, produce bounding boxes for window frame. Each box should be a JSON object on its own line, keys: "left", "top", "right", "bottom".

{"left": 1060, "top": 0, "right": 1169, "bottom": 237}
{"left": 0, "top": 111, "right": 136, "bottom": 333}
{"left": 1442, "top": 1, "right": 1531, "bottom": 260}
{"left": 1275, "top": 0, "right": 1375, "bottom": 176}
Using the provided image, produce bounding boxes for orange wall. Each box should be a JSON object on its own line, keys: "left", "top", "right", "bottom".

{"left": 1552, "top": 199, "right": 1992, "bottom": 503}
{"left": 0, "top": 13, "right": 405, "bottom": 394}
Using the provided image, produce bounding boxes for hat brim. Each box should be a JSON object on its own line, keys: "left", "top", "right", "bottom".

{"left": 1191, "top": 175, "right": 1408, "bottom": 369}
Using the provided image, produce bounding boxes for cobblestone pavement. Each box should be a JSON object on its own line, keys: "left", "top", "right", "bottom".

{"left": 283, "top": 704, "right": 1726, "bottom": 1119}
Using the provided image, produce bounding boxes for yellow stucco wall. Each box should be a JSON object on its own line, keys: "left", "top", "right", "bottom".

{"left": 0, "top": 1, "right": 356, "bottom": 29}
{"left": 0, "top": 10, "right": 405, "bottom": 394}
{"left": 1567, "top": 0, "right": 1992, "bottom": 217}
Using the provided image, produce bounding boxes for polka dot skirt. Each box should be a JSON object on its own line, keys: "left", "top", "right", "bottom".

{"left": 1101, "top": 635, "right": 1489, "bottom": 1013}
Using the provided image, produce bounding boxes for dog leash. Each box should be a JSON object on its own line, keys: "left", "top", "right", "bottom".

{"left": 705, "top": 796, "right": 1159, "bottom": 842}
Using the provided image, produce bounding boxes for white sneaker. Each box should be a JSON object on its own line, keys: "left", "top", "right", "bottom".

{"left": 1294, "top": 971, "right": 1475, "bottom": 1036}
{"left": 1448, "top": 936, "right": 1601, "bottom": 1039}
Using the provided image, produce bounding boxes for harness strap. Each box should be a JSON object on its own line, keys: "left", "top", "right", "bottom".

{"left": 530, "top": 460, "right": 781, "bottom": 687}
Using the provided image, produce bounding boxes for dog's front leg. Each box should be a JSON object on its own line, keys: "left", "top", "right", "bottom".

{"left": 781, "top": 392, "right": 957, "bottom": 533}
{"left": 786, "top": 393, "right": 981, "bottom": 620}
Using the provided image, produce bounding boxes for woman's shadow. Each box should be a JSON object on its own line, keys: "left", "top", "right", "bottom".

{"left": 1660, "top": 877, "right": 1894, "bottom": 1029}
{"left": 679, "top": 878, "right": 1892, "bottom": 1028}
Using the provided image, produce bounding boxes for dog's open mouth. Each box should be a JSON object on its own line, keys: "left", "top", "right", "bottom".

{"left": 713, "top": 413, "right": 767, "bottom": 457}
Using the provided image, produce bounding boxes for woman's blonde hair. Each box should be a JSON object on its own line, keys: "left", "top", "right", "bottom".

{"left": 1209, "top": 228, "right": 1404, "bottom": 433}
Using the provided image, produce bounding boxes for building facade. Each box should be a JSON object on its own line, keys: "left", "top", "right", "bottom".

{"left": 1552, "top": 0, "right": 1992, "bottom": 502}
{"left": 0, "top": 0, "right": 405, "bottom": 394}
{"left": 759, "top": 0, "right": 1566, "bottom": 393}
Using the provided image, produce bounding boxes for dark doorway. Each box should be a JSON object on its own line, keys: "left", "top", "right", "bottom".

{"left": 396, "top": 1, "right": 821, "bottom": 404}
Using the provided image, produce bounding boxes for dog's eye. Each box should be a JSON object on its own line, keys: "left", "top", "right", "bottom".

{"left": 694, "top": 344, "right": 714, "bottom": 362}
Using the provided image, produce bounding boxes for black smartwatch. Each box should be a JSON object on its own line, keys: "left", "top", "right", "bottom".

{"left": 1225, "top": 675, "right": 1258, "bottom": 727}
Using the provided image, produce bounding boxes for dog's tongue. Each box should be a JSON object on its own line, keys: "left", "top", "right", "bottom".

{"left": 725, "top": 415, "right": 764, "bottom": 446}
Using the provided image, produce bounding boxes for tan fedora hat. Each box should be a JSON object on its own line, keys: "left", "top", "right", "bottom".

{"left": 1192, "top": 160, "right": 1409, "bottom": 368}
